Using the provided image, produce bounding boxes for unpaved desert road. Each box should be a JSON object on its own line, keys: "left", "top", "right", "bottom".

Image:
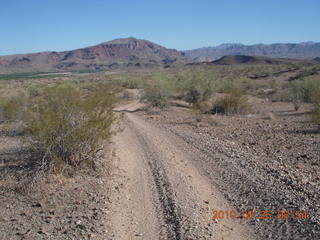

{"left": 106, "top": 111, "right": 257, "bottom": 240}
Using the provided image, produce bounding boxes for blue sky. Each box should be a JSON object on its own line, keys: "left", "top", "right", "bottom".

{"left": 0, "top": 0, "right": 319, "bottom": 55}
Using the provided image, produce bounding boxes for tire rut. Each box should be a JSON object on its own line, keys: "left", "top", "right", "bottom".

{"left": 131, "top": 124, "right": 183, "bottom": 240}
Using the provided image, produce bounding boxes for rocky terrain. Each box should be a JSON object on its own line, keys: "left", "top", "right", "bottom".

{"left": 133, "top": 102, "right": 319, "bottom": 239}
{"left": 0, "top": 135, "right": 112, "bottom": 240}
{"left": 0, "top": 90, "right": 319, "bottom": 240}
{"left": 132, "top": 103, "right": 320, "bottom": 239}
{"left": 105, "top": 98, "right": 320, "bottom": 239}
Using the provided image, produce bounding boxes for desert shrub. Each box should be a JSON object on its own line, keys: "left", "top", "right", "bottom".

{"left": 310, "top": 93, "right": 320, "bottom": 128}
{"left": 217, "top": 79, "right": 236, "bottom": 93}
{"left": 268, "top": 89, "right": 291, "bottom": 102}
{"left": 0, "top": 93, "right": 26, "bottom": 122}
{"left": 112, "top": 73, "right": 147, "bottom": 89}
{"left": 143, "top": 71, "right": 174, "bottom": 108}
{"left": 289, "top": 77, "right": 320, "bottom": 110}
{"left": 121, "top": 78, "right": 144, "bottom": 89}
{"left": 211, "top": 88, "right": 250, "bottom": 115}
{"left": 310, "top": 103, "right": 320, "bottom": 126}
{"left": 177, "top": 68, "right": 217, "bottom": 105}
{"left": 268, "top": 78, "right": 277, "bottom": 89}
{"left": 22, "top": 83, "right": 117, "bottom": 171}
{"left": 144, "top": 85, "right": 170, "bottom": 108}
{"left": 292, "top": 99, "right": 302, "bottom": 111}
{"left": 26, "top": 84, "right": 43, "bottom": 97}
{"left": 242, "top": 79, "right": 253, "bottom": 90}
{"left": 289, "top": 77, "right": 320, "bottom": 103}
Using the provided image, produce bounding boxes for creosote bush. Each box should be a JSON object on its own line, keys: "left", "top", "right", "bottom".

{"left": 144, "top": 71, "right": 173, "bottom": 108}
{"left": 211, "top": 88, "right": 251, "bottom": 115}
{"left": 289, "top": 77, "right": 320, "bottom": 114}
{"left": 0, "top": 93, "right": 26, "bottom": 122}
{"left": 289, "top": 77, "right": 320, "bottom": 103}
{"left": 310, "top": 94, "right": 320, "bottom": 128}
{"left": 144, "top": 84, "right": 170, "bottom": 108}
{"left": 177, "top": 68, "right": 217, "bottom": 105}
{"left": 23, "top": 83, "right": 118, "bottom": 172}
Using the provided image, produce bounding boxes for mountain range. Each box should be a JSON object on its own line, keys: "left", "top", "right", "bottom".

{"left": 0, "top": 38, "right": 320, "bottom": 73}
{"left": 183, "top": 42, "right": 320, "bottom": 61}
{"left": 0, "top": 38, "right": 186, "bottom": 73}
{"left": 187, "top": 55, "right": 305, "bottom": 66}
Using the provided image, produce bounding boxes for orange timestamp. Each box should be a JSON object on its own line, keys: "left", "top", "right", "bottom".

{"left": 211, "top": 209, "right": 308, "bottom": 220}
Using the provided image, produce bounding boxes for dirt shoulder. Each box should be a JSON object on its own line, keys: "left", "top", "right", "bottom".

{"left": 0, "top": 134, "right": 111, "bottom": 240}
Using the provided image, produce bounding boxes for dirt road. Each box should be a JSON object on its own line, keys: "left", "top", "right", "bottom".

{"left": 106, "top": 112, "right": 257, "bottom": 240}
{"left": 106, "top": 97, "right": 320, "bottom": 240}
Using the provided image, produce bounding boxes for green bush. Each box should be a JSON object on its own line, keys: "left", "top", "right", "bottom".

{"left": 211, "top": 88, "right": 251, "bottom": 115}
{"left": 289, "top": 77, "right": 320, "bottom": 111}
{"left": 217, "top": 79, "right": 237, "bottom": 93}
{"left": 310, "top": 94, "right": 320, "bottom": 128}
{"left": 143, "top": 71, "right": 174, "bottom": 108}
{"left": 0, "top": 93, "right": 26, "bottom": 122}
{"left": 23, "top": 83, "right": 117, "bottom": 171}
{"left": 289, "top": 77, "right": 320, "bottom": 103}
{"left": 26, "top": 84, "right": 43, "bottom": 97}
{"left": 112, "top": 73, "right": 147, "bottom": 89}
{"left": 144, "top": 83, "right": 171, "bottom": 108}
{"left": 120, "top": 78, "right": 145, "bottom": 89}
{"left": 177, "top": 68, "right": 217, "bottom": 104}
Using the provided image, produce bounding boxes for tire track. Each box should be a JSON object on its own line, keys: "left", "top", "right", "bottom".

{"left": 130, "top": 123, "right": 183, "bottom": 240}
{"left": 108, "top": 112, "right": 257, "bottom": 240}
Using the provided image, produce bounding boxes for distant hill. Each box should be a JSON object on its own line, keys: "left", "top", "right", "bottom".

{"left": 184, "top": 42, "right": 320, "bottom": 61}
{"left": 0, "top": 38, "right": 187, "bottom": 73}
{"left": 213, "top": 55, "right": 280, "bottom": 65}
{"left": 186, "top": 55, "right": 305, "bottom": 66}
{"left": 211, "top": 55, "right": 299, "bottom": 65}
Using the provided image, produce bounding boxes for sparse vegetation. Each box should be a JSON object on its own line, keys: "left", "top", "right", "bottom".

{"left": 211, "top": 88, "right": 251, "bottom": 115}
{"left": 143, "top": 71, "right": 173, "bottom": 108}
{"left": 179, "top": 69, "right": 215, "bottom": 103}
{"left": 24, "top": 83, "right": 117, "bottom": 172}
{"left": 0, "top": 60, "right": 319, "bottom": 240}
{"left": 0, "top": 93, "right": 26, "bottom": 122}
{"left": 289, "top": 76, "right": 320, "bottom": 111}
{"left": 310, "top": 96, "right": 320, "bottom": 128}
{"left": 288, "top": 76, "right": 320, "bottom": 127}
{"left": 309, "top": 83, "right": 320, "bottom": 128}
{"left": 0, "top": 82, "right": 118, "bottom": 175}
{"left": 0, "top": 72, "right": 67, "bottom": 80}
